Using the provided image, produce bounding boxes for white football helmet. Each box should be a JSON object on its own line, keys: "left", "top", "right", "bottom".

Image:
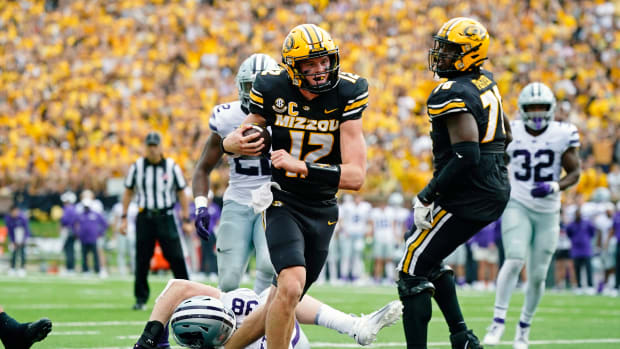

{"left": 388, "top": 192, "right": 404, "bottom": 207}
{"left": 235, "top": 53, "right": 279, "bottom": 113}
{"left": 518, "top": 82, "right": 556, "bottom": 131}
{"left": 170, "top": 296, "right": 236, "bottom": 348}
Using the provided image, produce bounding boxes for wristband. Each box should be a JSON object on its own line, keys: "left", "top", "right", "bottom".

{"left": 183, "top": 217, "right": 191, "bottom": 223}
{"left": 219, "top": 137, "right": 234, "bottom": 155}
{"left": 305, "top": 162, "right": 341, "bottom": 187}
{"left": 121, "top": 213, "right": 127, "bottom": 219}
{"left": 194, "top": 196, "right": 208, "bottom": 209}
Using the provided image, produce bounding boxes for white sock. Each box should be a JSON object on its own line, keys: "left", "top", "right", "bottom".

{"left": 493, "top": 259, "right": 524, "bottom": 320}
{"left": 315, "top": 304, "right": 356, "bottom": 336}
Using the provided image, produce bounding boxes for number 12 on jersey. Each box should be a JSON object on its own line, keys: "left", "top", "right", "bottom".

{"left": 286, "top": 130, "right": 334, "bottom": 177}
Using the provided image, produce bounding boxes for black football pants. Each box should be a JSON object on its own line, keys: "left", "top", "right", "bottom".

{"left": 135, "top": 213, "right": 188, "bottom": 304}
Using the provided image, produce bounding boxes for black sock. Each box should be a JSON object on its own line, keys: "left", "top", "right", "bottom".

{"left": 400, "top": 291, "right": 433, "bottom": 349}
{"left": 432, "top": 273, "right": 467, "bottom": 334}
{"left": 0, "top": 312, "right": 27, "bottom": 348}
{"left": 137, "top": 321, "right": 165, "bottom": 348}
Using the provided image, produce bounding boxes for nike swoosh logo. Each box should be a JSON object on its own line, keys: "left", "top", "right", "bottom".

{"left": 328, "top": 220, "right": 337, "bottom": 225}
{"left": 455, "top": 152, "right": 463, "bottom": 159}
{"left": 324, "top": 108, "right": 338, "bottom": 114}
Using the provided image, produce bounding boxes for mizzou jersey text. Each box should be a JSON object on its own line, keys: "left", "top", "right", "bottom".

{"left": 426, "top": 70, "right": 510, "bottom": 221}
{"left": 249, "top": 69, "right": 368, "bottom": 201}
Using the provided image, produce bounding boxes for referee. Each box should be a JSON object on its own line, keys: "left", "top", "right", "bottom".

{"left": 120, "top": 131, "right": 190, "bottom": 310}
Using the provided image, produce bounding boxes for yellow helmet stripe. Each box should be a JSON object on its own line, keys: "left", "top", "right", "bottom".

{"left": 428, "top": 101, "right": 466, "bottom": 115}
{"left": 308, "top": 24, "right": 324, "bottom": 48}
{"left": 249, "top": 91, "right": 263, "bottom": 104}
{"left": 344, "top": 97, "right": 369, "bottom": 112}
{"left": 445, "top": 17, "right": 469, "bottom": 38}
{"left": 402, "top": 209, "right": 448, "bottom": 273}
{"left": 300, "top": 25, "right": 318, "bottom": 48}
{"left": 439, "top": 17, "right": 466, "bottom": 37}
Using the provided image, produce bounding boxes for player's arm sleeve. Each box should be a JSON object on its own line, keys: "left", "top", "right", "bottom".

{"left": 248, "top": 74, "right": 274, "bottom": 125}
{"left": 341, "top": 77, "right": 369, "bottom": 121}
{"left": 418, "top": 113, "right": 480, "bottom": 204}
{"left": 426, "top": 82, "right": 471, "bottom": 119}
{"left": 566, "top": 123, "right": 581, "bottom": 151}
{"left": 124, "top": 162, "right": 137, "bottom": 189}
{"left": 208, "top": 107, "right": 224, "bottom": 138}
{"left": 559, "top": 124, "right": 581, "bottom": 190}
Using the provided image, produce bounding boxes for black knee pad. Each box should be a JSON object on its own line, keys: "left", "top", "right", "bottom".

{"left": 428, "top": 264, "right": 454, "bottom": 282}
{"left": 450, "top": 329, "right": 482, "bottom": 349}
{"left": 397, "top": 273, "right": 435, "bottom": 298}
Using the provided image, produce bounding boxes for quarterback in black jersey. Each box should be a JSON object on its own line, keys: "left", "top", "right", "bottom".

{"left": 396, "top": 18, "right": 511, "bottom": 349}
{"left": 222, "top": 24, "right": 368, "bottom": 349}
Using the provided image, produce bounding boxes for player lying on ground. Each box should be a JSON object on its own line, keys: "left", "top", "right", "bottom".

{"left": 134, "top": 279, "right": 402, "bottom": 348}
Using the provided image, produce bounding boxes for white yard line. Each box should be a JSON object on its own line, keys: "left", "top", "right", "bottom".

{"left": 56, "top": 338, "right": 620, "bottom": 349}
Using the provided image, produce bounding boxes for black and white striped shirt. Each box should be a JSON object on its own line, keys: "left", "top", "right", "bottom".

{"left": 124, "top": 157, "right": 187, "bottom": 210}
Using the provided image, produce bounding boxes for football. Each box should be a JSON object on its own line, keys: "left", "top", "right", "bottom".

{"left": 242, "top": 124, "right": 271, "bottom": 155}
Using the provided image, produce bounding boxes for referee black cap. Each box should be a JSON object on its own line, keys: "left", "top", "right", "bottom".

{"left": 145, "top": 132, "right": 161, "bottom": 145}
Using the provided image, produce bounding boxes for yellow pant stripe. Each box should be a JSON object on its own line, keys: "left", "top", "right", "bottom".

{"left": 402, "top": 209, "right": 447, "bottom": 273}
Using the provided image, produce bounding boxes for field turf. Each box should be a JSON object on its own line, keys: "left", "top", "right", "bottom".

{"left": 1, "top": 274, "right": 619, "bottom": 348}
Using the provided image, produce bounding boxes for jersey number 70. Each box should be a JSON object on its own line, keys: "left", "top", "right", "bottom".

{"left": 480, "top": 85, "right": 505, "bottom": 143}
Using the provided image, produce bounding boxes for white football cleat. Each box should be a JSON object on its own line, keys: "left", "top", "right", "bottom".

{"left": 513, "top": 324, "right": 530, "bottom": 349}
{"left": 352, "top": 300, "right": 403, "bottom": 346}
{"left": 482, "top": 321, "right": 505, "bottom": 345}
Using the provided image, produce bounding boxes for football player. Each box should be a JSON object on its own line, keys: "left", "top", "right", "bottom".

{"left": 339, "top": 194, "right": 372, "bottom": 282}
{"left": 133, "top": 279, "right": 403, "bottom": 349}
{"left": 192, "top": 53, "right": 279, "bottom": 294}
{"left": 221, "top": 23, "right": 368, "bottom": 349}
{"left": 370, "top": 193, "right": 408, "bottom": 284}
{"left": 483, "top": 82, "right": 581, "bottom": 349}
{"left": 396, "top": 17, "right": 511, "bottom": 349}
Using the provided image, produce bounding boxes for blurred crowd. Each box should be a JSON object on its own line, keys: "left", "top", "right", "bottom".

{"left": 0, "top": 0, "right": 618, "bottom": 206}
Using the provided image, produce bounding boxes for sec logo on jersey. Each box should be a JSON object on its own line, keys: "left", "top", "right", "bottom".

{"left": 273, "top": 98, "right": 287, "bottom": 113}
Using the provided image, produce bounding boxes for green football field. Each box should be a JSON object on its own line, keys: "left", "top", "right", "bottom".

{"left": 1, "top": 274, "right": 619, "bottom": 348}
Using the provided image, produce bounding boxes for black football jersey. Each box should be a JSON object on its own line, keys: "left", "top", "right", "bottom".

{"left": 249, "top": 69, "right": 368, "bottom": 201}
{"left": 426, "top": 70, "right": 510, "bottom": 221}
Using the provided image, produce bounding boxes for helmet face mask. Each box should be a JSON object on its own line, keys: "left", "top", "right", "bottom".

{"left": 428, "top": 17, "right": 489, "bottom": 78}
{"left": 282, "top": 24, "right": 340, "bottom": 94}
{"left": 518, "top": 82, "right": 556, "bottom": 132}
{"left": 428, "top": 38, "right": 463, "bottom": 77}
{"left": 235, "top": 54, "right": 279, "bottom": 113}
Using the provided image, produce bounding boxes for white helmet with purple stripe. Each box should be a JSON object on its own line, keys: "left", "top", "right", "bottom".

{"left": 170, "top": 296, "right": 236, "bottom": 348}
{"left": 235, "top": 53, "right": 279, "bottom": 114}
{"left": 518, "top": 82, "right": 556, "bottom": 131}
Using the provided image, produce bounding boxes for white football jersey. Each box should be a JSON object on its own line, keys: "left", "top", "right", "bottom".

{"left": 220, "top": 288, "right": 309, "bottom": 349}
{"left": 340, "top": 200, "right": 372, "bottom": 236}
{"left": 209, "top": 101, "right": 271, "bottom": 206}
{"left": 507, "top": 120, "right": 580, "bottom": 212}
{"left": 220, "top": 288, "right": 260, "bottom": 330}
{"left": 370, "top": 206, "right": 410, "bottom": 244}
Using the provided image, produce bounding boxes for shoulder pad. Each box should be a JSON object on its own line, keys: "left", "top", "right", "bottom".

{"left": 339, "top": 72, "right": 369, "bottom": 120}
{"left": 249, "top": 71, "right": 288, "bottom": 115}
{"left": 208, "top": 101, "right": 242, "bottom": 135}
{"left": 427, "top": 80, "right": 475, "bottom": 119}
{"left": 565, "top": 122, "right": 580, "bottom": 148}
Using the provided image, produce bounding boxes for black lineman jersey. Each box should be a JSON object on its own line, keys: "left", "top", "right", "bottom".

{"left": 249, "top": 69, "right": 368, "bottom": 201}
{"left": 426, "top": 69, "right": 510, "bottom": 221}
